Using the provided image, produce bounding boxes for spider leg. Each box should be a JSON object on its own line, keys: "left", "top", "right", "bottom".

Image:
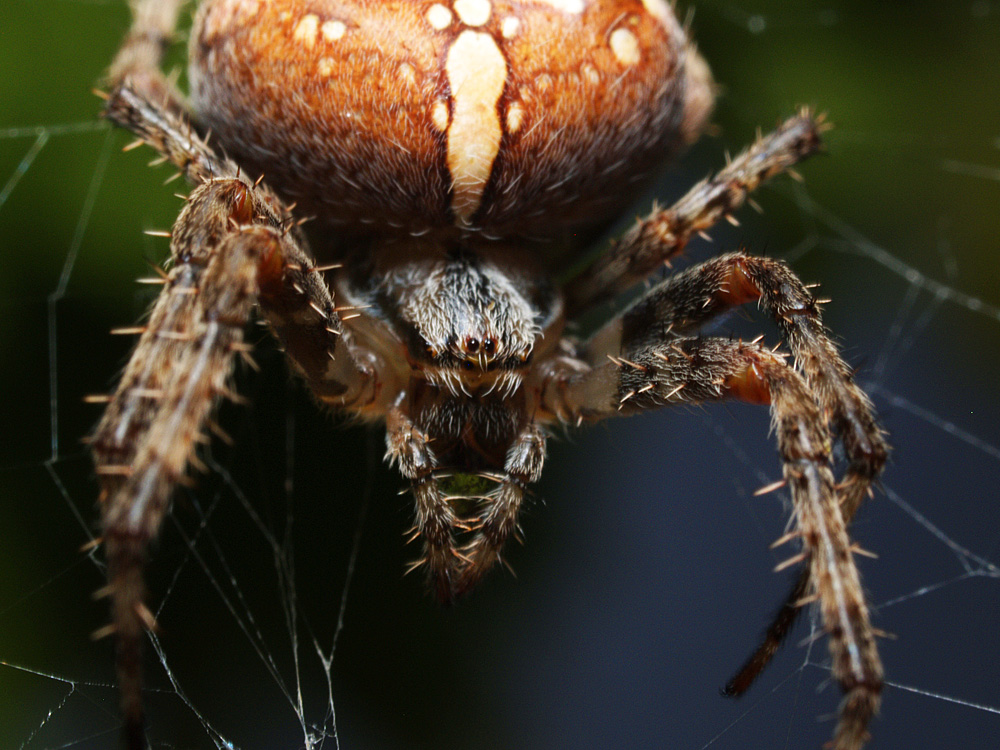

{"left": 564, "top": 112, "right": 825, "bottom": 317}
{"left": 96, "top": 8, "right": 388, "bottom": 744}
{"left": 107, "top": 0, "right": 190, "bottom": 119}
{"left": 722, "top": 562, "right": 812, "bottom": 696}
{"left": 700, "top": 253, "right": 887, "bottom": 697}
{"left": 579, "top": 250, "right": 888, "bottom": 694}
{"left": 542, "top": 336, "right": 882, "bottom": 750}
{"left": 93, "top": 180, "right": 272, "bottom": 749}
{"left": 592, "top": 250, "right": 889, "bottom": 511}
{"left": 454, "top": 424, "right": 547, "bottom": 597}
{"left": 386, "top": 407, "right": 463, "bottom": 603}
{"left": 103, "top": 1, "right": 244, "bottom": 188}
{"left": 103, "top": 1, "right": 382, "bottom": 404}
{"left": 93, "top": 175, "right": 381, "bottom": 748}
{"left": 103, "top": 0, "right": 234, "bottom": 185}
{"left": 104, "top": 83, "right": 238, "bottom": 186}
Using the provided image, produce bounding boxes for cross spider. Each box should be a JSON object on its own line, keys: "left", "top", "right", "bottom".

{"left": 92, "top": 1, "right": 888, "bottom": 748}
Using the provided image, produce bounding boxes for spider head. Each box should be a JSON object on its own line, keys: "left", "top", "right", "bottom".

{"left": 383, "top": 254, "right": 557, "bottom": 395}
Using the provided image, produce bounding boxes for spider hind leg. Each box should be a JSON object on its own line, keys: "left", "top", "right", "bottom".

{"left": 581, "top": 250, "right": 888, "bottom": 696}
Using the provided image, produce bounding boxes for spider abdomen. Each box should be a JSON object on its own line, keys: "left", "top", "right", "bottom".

{"left": 189, "top": 0, "right": 712, "bottom": 244}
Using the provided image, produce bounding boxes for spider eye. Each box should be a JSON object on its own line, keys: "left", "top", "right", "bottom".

{"left": 465, "top": 337, "right": 479, "bottom": 353}
{"left": 462, "top": 361, "right": 474, "bottom": 371}
{"left": 482, "top": 337, "right": 496, "bottom": 355}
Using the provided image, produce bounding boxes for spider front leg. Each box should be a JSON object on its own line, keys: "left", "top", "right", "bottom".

{"left": 590, "top": 251, "right": 888, "bottom": 510}
{"left": 92, "top": 178, "right": 379, "bottom": 749}
{"left": 586, "top": 251, "right": 888, "bottom": 693}
{"left": 542, "top": 336, "right": 882, "bottom": 750}
{"left": 92, "top": 179, "right": 263, "bottom": 749}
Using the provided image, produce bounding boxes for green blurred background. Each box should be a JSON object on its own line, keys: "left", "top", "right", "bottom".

{"left": 2, "top": 1, "right": 999, "bottom": 749}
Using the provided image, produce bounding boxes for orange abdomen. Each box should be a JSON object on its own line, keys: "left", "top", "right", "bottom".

{"left": 189, "top": 0, "right": 712, "bottom": 243}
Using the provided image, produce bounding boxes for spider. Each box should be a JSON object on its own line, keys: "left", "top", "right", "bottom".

{"left": 91, "top": 1, "right": 888, "bottom": 748}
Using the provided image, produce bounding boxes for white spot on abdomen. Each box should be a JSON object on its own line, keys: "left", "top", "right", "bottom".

{"left": 398, "top": 62, "right": 417, "bottom": 87}
{"left": 506, "top": 102, "right": 525, "bottom": 133}
{"left": 293, "top": 14, "right": 319, "bottom": 47}
{"left": 321, "top": 20, "right": 346, "bottom": 41}
{"left": 454, "top": 0, "right": 492, "bottom": 26}
{"left": 426, "top": 3, "right": 453, "bottom": 29}
{"left": 432, "top": 100, "right": 450, "bottom": 132}
{"left": 610, "top": 27, "right": 640, "bottom": 65}
{"left": 445, "top": 30, "right": 507, "bottom": 224}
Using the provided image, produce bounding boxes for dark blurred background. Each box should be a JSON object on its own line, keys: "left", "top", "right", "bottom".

{"left": 2, "top": 1, "right": 999, "bottom": 749}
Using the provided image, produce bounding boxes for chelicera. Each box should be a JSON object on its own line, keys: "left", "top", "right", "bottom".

{"left": 92, "top": 1, "right": 888, "bottom": 748}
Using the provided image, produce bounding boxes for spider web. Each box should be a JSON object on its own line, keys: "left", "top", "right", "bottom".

{"left": 2, "top": 1, "right": 999, "bottom": 748}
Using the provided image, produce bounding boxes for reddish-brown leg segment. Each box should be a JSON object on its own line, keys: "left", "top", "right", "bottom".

{"left": 540, "top": 337, "right": 883, "bottom": 750}
{"left": 93, "top": 180, "right": 274, "bottom": 748}
{"left": 92, "top": 171, "right": 380, "bottom": 750}
{"left": 576, "top": 251, "right": 888, "bottom": 694}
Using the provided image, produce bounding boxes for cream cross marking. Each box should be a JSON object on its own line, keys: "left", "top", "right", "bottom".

{"left": 287, "top": 0, "right": 651, "bottom": 225}
{"left": 444, "top": 29, "right": 507, "bottom": 223}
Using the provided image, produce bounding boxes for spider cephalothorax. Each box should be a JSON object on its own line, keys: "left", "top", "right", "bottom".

{"left": 94, "top": 1, "right": 887, "bottom": 748}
